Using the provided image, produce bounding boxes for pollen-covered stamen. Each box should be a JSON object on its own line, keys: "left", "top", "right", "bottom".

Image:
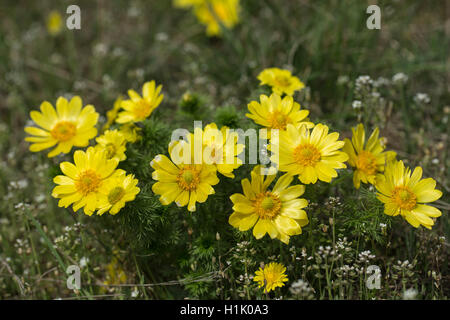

{"left": 75, "top": 170, "right": 101, "bottom": 195}
{"left": 392, "top": 186, "right": 417, "bottom": 211}
{"left": 177, "top": 166, "right": 200, "bottom": 191}
{"left": 108, "top": 186, "right": 125, "bottom": 204}
{"left": 254, "top": 191, "right": 281, "bottom": 219}
{"left": 269, "top": 111, "right": 290, "bottom": 130}
{"left": 356, "top": 150, "right": 378, "bottom": 175}
{"left": 293, "top": 144, "right": 321, "bottom": 167}
{"left": 51, "top": 121, "right": 77, "bottom": 142}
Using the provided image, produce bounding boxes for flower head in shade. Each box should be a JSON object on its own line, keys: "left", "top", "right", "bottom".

{"left": 151, "top": 141, "right": 219, "bottom": 212}
{"left": 116, "top": 81, "right": 163, "bottom": 123}
{"left": 229, "top": 166, "right": 309, "bottom": 244}
{"left": 343, "top": 123, "right": 397, "bottom": 189}
{"left": 376, "top": 160, "right": 442, "bottom": 229}
{"left": 97, "top": 170, "right": 140, "bottom": 215}
{"left": 271, "top": 124, "right": 348, "bottom": 184}
{"left": 119, "top": 123, "right": 142, "bottom": 143}
{"left": 51, "top": 147, "right": 119, "bottom": 215}
{"left": 257, "top": 68, "right": 305, "bottom": 96}
{"left": 95, "top": 129, "right": 127, "bottom": 162}
{"left": 25, "top": 96, "right": 99, "bottom": 157}
{"left": 254, "top": 262, "right": 288, "bottom": 293}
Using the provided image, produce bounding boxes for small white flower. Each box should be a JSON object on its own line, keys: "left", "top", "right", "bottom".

{"left": 352, "top": 100, "right": 362, "bottom": 109}
{"left": 402, "top": 288, "right": 418, "bottom": 300}
{"left": 413, "top": 93, "right": 430, "bottom": 104}
{"left": 392, "top": 72, "right": 408, "bottom": 84}
{"left": 80, "top": 257, "right": 89, "bottom": 268}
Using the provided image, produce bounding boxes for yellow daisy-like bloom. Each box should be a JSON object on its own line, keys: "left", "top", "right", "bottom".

{"left": 52, "top": 147, "right": 119, "bottom": 215}
{"left": 97, "top": 170, "right": 140, "bottom": 215}
{"left": 193, "top": 0, "right": 240, "bottom": 37}
{"left": 116, "top": 81, "right": 163, "bottom": 124}
{"left": 151, "top": 142, "right": 220, "bottom": 212}
{"left": 271, "top": 124, "right": 348, "bottom": 184}
{"left": 189, "top": 123, "right": 244, "bottom": 178}
{"left": 343, "top": 123, "right": 397, "bottom": 189}
{"left": 375, "top": 160, "right": 442, "bottom": 229}
{"left": 25, "top": 96, "right": 99, "bottom": 158}
{"left": 229, "top": 166, "right": 309, "bottom": 244}
{"left": 257, "top": 68, "right": 305, "bottom": 96}
{"left": 46, "top": 10, "right": 63, "bottom": 36}
{"left": 119, "top": 123, "right": 142, "bottom": 143}
{"left": 102, "top": 96, "right": 123, "bottom": 131}
{"left": 254, "top": 262, "right": 288, "bottom": 293}
{"left": 95, "top": 129, "right": 127, "bottom": 162}
{"left": 246, "top": 93, "right": 313, "bottom": 137}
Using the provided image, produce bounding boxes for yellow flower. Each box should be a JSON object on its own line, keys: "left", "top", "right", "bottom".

{"left": 95, "top": 129, "right": 127, "bottom": 162}
{"left": 173, "top": 0, "right": 204, "bottom": 8}
{"left": 189, "top": 123, "right": 244, "bottom": 178}
{"left": 103, "top": 257, "right": 127, "bottom": 287}
{"left": 194, "top": 0, "right": 240, "bottom": 37}
{"left": 343, "top": 123, "right": 397, "bottom": 189}
{"left": 151, "top": 142, "right": 219, "bottom": 212}
{"left": 119, "top": 123, "right": 142, "bottom": 143}
{"left": 271, "top": 124, "right": 348, "bottom": 184}
{"left": 102, "top": 96, "right": 123, "bottom": 131}
{"left": 25, "top": 96, "right": 99, "bottom": 158}
{"left": 375, "top": 160, "right": 442, "bottom": 229}
{"left": 46, "top": 10, "right": 63, "bottom": 36}
{"left": 116, "top": 81, "right": 163, "bottom": 124}
{"left": 97, "top": 170, "right": 140, "bottom": 215}
{"left": 229, "top": 166, "right": 309, "bottom": 244}
{"left": 246, "top": 93, "right": 313, "bottom": 136}
{"left": 257, "top": 68, "right": 305, "bottom": 96}
{"left": 254, "top": 262, "right": 288, "bottom": 293}
{"left": 52, "top": 147, "right": 119, "bottom": 215}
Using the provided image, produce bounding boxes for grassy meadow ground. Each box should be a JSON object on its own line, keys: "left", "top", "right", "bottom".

{"left": 0, "top": 0, "right": 449, "bottom": 299}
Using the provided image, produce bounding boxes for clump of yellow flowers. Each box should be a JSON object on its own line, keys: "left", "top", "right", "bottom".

{"left": 25, "top": 80, "right": 165, "bottom": 215}
{"left": 173, "top": 0, "right": 240, "bottom": 37}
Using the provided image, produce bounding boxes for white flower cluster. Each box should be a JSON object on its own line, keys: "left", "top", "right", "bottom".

{"left": 392, "top": 72, "right": 408, "bottom": 84}
{"left": 289, "top": 279, "right": 314, "bottom": 296}
{"left": 413, "top": 93, "right": 430, "bottom": 104}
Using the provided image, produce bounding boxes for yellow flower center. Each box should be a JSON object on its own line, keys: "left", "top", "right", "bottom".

{"left": 50, "top": 121, "right": 77, "bottom": 142}
{"left": 293, "top": 144, "right": 321, "bottom": 167}
{"left": 269, "top": 111, "right": 290, "bottom": 130}
{"left": 392, "top": 186, "right": 417, "bottom": 211}
{"left": 108, "top": 186, "right": 125, "bottom": 205}
{"left": 356, "top": 150, "right": 377, "bottom": 176}
{"left": 177, "top": 167, "right": 200, "bottom": 191}
{"left": 105, "top": 143, "right": 116, "bottom": 159}
{"left": 134, "top": 99, "right": 152, "bottom": 119}
{"left": 274, "top": 75, "right": 291, "bottom": 88}
{"left": 254, "top": 192, "right": 281, "bottom": 219}
{"left": 75, "top": 170, "right": 102, "bottom": 195}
